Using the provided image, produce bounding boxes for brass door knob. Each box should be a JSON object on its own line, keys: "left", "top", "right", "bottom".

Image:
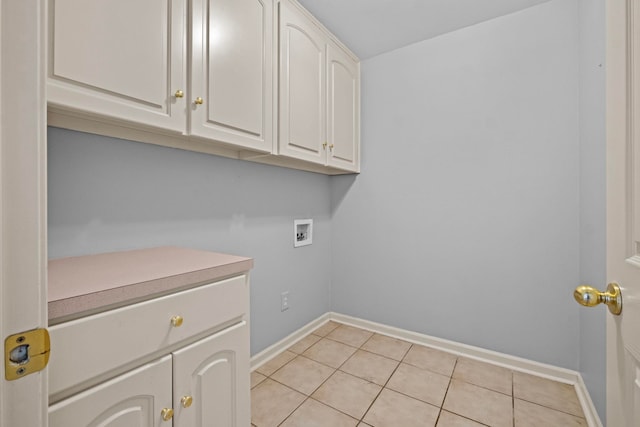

{"left": 181, "top": 395, "right": 193, "bottom": 408}
{"left": 170, "top": 315, "right": 184, "bottom": 327}
{"left": 194, "top": 97, "right": 204, "bottom": 105}
{"left": 174, "top": 90, "right": 184, "bottom": 98}
{"left": 161, "top": 408, "right": 174, "bottom": 421}
{"left": 574, "top": 282, "right": 622, "bottom": 315}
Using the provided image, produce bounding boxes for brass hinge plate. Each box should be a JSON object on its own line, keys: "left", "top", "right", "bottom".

{"left": 4, "top": 328, "right": 50, "bottom": 381}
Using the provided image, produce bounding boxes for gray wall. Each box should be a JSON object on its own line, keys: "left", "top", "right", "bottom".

{"left": 331, "top": 0, "right": 582, "bottom": 370}
{"left": 578, "top": 0, "right": 606, "bottom": 419}
{"left": 47, "top": 127, "right": 333, "bottom": 354}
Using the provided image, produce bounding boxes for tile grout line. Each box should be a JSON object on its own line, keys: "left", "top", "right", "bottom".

{"left": 270, "top": 357, "right": 347, "bottom": 424}
{"left": 514, "top": 396, "right": 589, "bottom": 420}
{"left": 261, "top": 326, "right": 341, "bottom": 427}
{"left": 255, "top": 325, "right": 373, "bottom": 426}
{"left": 352, "top": 333, "right": 415, "bottom": 423}
{"left": 512, "top": 371, "right": 515, "bottom": 427}
{"left": 511, "top": 372, "right": 588, "bottom": 420}
{"left": 323, "top": 334, "right": 369, "bottom": 349}
{"left": 434, "top": 358, "right": 497, "bottom": 427}
{"left": 433, "top": 357, "right": 458, "bottom": 427}
{"left": 377, "top": 341, "right": 454, "bottom": 410}
{"left": 268, "top": 364, "right": 378, "bottom": 424}
{"left": 274, "top": 324, "right": 375, "bottom": 425}
{"left": 275, "top": 394, "right": 309, "bottom": 427}
{"left": 261, "top": 375, "right": 312, "bottom": 427}
{"left": 357, "top": 342, "right": 412, "bottom": 424}
{"left": 268, "top": 355, "right": 360, "bottom": 426}
{"left": 330, "top": 327, "right": 382, "bottom": 423}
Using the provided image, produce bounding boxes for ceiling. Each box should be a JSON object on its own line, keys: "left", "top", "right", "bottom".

{"left": 297, "top": 0, "right": 552, "bottom": 59}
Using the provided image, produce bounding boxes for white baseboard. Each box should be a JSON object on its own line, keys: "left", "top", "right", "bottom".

{"left": 574, "top": 374, "right": 604, "bottom": 427}
{"left": 250, "top": 311, "right": 603, "bottom": 427}
{"left": 250, "top": 312, "right": 332, "bottom": 371}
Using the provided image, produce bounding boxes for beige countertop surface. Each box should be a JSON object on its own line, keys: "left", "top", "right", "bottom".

{"left": 48, "top": 246, "right": 253, "bottom": 323}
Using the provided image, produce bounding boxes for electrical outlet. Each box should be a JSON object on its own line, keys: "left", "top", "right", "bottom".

{"left": 281, "top": 291, "right": 290, "bottom": 312}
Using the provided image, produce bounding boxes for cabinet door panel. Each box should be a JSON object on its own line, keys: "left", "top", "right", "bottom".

{"left": 173, "top": 322, "right": 250, "bottom": 427}
{"left": 48, "top": 0, "right": 186, "bottom": 131}
{"left": 49, "top": 356, "right": 172, "bottom": 427}
{"left": 191, "top": 0, "right": 273, "bottom": 152}
{"left": 278, "top": 1, "right": 326, "bottom": 164}
{"left": 327, "top": 42, "right": 360, "bottom": 172}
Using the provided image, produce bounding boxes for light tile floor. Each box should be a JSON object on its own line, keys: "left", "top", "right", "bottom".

{"left": 251, "top": 321, "right": 588, "bottom": 427}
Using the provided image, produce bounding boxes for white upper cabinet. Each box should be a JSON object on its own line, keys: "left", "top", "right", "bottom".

{"left": 190, "top": 0, "right": 273, "bottom": 152}
{"left": 277, "top": 0, "right": 360, "bottom": 172}
{"left": 48, "top": 0, "right": 187, "bottom": 132}
{"left": 47, "top": 0, "right": 359, "bottom": 174}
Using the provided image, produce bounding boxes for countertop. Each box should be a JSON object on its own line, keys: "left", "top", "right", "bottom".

{"left": 48, "top": 246, "right": 253, "bottom": 323}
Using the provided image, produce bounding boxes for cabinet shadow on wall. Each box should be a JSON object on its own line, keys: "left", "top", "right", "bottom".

{"left": 330, "top": 174, "right": 357, "bottom": 214}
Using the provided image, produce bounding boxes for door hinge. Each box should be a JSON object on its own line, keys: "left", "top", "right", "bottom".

{"left": 4, "top": 328, "right": 50, "bottom": 381}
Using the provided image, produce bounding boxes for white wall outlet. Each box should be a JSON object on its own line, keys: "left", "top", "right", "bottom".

{"left": 281, "top": 291, "right": 290, "bottom": 311}
{"left": 294, "top": 219, "right": 313, "bottom": 247}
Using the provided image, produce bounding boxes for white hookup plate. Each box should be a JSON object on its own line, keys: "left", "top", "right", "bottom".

{"left": 294, "top": 219, "right": 313, "bottom": 247}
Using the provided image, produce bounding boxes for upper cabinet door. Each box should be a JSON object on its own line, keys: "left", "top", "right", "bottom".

{"left": 190, "top": 0, "right": 273, "bottom": 152}
{"left": 278, "top": 0, "right": 327, "bottom": 165}
{"left": 48, "top": 0, "right": 187, "bottom": 132}
{"left": 327, "top": 41, "right": 360, "bottom": 172}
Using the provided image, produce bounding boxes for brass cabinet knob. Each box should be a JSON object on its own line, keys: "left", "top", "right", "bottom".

{"left": 322, "top": 142, "right": 328, "bottom": 149}
{"left": 170, "top": 315, "right": 184, "bottom": 327}
{"left": 181, "top": 395, "right": 193, "bottom": 408}
{"left": 194, "top": 97, "right": 204, "bottom": 105}
{"left": 161, "top": 408, "right": 174, "bottom": 421}
{"left": 174, "top": 90, "right": 184, "bottom": 98}
{"left": 574, "top": 282, "right": 622, "bottom": 315}
{"left": 329, "top": 143, "right": 334, "bottom": 151}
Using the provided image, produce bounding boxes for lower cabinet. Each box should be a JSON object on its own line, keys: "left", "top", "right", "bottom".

{"left": 49, "top": 321, "right": 249, "bottom": 427}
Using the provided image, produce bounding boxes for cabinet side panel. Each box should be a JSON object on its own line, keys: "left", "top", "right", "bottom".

{"left": 326, "top": 41, "right": 359, "bottom": 172}
{"left": 330, "top": 62, "right": 356, "bottom": 163}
